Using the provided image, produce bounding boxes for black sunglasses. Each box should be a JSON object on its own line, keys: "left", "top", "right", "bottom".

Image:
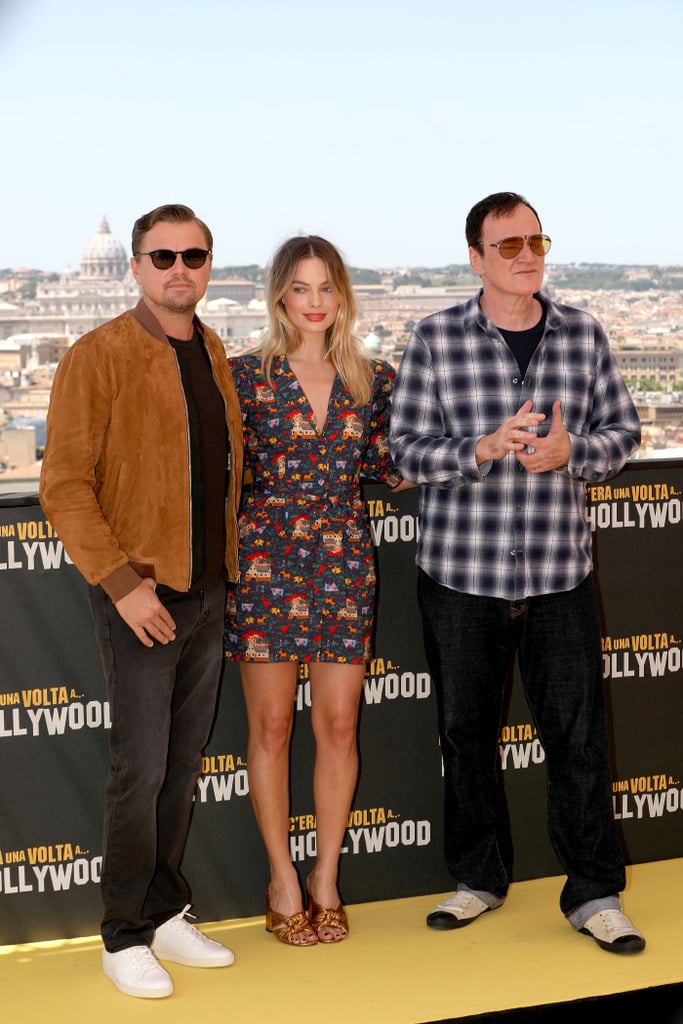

{"left": 485, "top": 234, "right": 551, "bottom": 259}
{"left": 135, "top": 248, "right": 212, "bottom": 270}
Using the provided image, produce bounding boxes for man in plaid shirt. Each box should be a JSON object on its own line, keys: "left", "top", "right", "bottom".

{"left": 389, "top": 192, "right": 645, "bottom": 954}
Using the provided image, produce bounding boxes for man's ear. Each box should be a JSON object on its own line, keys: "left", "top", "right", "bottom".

{"left": 469, "top": 246, "right": 483, "bottom": 278}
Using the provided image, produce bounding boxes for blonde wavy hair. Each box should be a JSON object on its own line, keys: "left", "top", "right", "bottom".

{"left": 259, "top": 235, "right": 373, "bottom": 408}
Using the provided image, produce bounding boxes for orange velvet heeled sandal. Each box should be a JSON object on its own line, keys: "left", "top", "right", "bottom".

{"left": 306, "top": 878, "right": 349, "bottom": 943}
{"left": 265, "top": 887, "right": 318, "bottom": 946}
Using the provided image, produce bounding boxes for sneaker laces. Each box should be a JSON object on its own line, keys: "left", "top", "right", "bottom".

{"left": 593, "top": 909, "right": 640, "bottom": 940}
{"left": 434, "top": 891, "right": 485, "bottom": 915}
{"left": 125, "top": 946, "right": 165, "bottom": 976}
{"left": 165, "top": 904, "right": 203, "bottom": 938}
{"left": 174, "top": 904, "right": 196, "bottom": 923}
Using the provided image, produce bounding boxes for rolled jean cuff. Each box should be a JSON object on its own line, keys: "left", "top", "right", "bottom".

{"left": 457, "top": 884, "right": 506, "bottom": 910}
{"left": 566, "top": 895, "right": 621, "bottom": 930}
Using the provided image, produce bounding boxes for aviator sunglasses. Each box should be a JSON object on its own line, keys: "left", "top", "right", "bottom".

{"left": 135, "top": 248, "right": 212, "bottom": 270}
{"left": 485, "top": 234, "right": 552, "bottom": 259}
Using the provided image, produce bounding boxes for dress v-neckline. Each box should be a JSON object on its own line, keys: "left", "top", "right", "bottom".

{"left": 284, "top": 356, "right": 335, "bottom": 436}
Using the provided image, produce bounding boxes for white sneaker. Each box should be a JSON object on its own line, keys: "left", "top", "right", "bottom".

{"left": 152, "top": 904, "right": 235, "bottom": 967}
{"left": 102, "top": 946, "right": 173, "bottom": 999}
{"left": 426, "top": 890, "right": 498, "bottom": 930}
{"left": 580, "top": 909, "right": 646, "bottom": 954}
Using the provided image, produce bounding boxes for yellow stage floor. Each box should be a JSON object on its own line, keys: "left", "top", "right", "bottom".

{"left": 2, "top": 858, "right": 682, "bottom": 1024}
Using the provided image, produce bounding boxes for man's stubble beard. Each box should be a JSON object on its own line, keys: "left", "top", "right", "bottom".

{"left": 162, "top": 281, "right": 200, "bottom": 315}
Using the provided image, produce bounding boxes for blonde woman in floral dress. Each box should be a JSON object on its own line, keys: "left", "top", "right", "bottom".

{"left": 226, "top": 235, "right": 411, "bottom": 946}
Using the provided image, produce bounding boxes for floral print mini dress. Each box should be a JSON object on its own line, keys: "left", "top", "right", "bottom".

{"left": 225, "top": 354, "right": 401, "bottom": 664}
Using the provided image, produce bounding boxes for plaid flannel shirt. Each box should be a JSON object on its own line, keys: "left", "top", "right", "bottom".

{"left": 389, "top": 291, "right": 641, "bottom": 600}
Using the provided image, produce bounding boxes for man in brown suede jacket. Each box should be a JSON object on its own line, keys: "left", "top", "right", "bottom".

{"left": 40, "top": 204, "right": 243, "bottom": 1000}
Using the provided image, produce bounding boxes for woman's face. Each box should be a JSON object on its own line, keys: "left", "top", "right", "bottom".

{"left": 281, "top": 257, "right": 340, "bottom": 339}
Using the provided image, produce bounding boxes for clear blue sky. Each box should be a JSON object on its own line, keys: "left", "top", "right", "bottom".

{"left": 1, "top": 0, "right": 681, "bottom": 272}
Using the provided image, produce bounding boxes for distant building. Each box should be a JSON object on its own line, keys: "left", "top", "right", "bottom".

{"left": 0, "top": 216, "right": 139, "bottom": 341}
{"left": 0, "top": 423, "right": 37, "bottom": 472}
{"left": 0, "top": 335, "right": 21, "bottom": 373}
{"left": 0, "top": 332, "right": 69, "bottom": 371}
{"left": 206, "top": 278, "right": 258, "bottom": 304}
{"left": 615, "top": 347, "right": 683, "bottom": 388}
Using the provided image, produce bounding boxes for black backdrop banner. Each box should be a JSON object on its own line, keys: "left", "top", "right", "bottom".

{"left": 0, "top": 459, "right": 681, "bottom": 945}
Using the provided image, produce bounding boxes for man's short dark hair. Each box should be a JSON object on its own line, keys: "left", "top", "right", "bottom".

{"left": 131, "top": 204, "right": 213, "bottom": 256}
{"left": 466, "top": 192, "right": 542, "bottom": 253}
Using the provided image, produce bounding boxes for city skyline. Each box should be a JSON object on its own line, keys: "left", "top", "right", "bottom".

{"left": 1, "top": 1, "right": 682, "bottom": 272}
{"left": 2, "top": 212, "right": 682, "bottom": 487}
{"left": 3, "top": 212, "right": 683, "bottom": 280}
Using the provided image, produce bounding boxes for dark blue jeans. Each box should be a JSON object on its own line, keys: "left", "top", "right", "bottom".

{"left": 89, "top": 583, "right": 226, "bottom": 951}
{"left": 417, "top": 569, "right": 625, "bottom": 916}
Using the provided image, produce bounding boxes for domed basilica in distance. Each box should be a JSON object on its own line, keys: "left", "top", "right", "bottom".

{"left": 31, "top": 215, "right": 141, "bottom": 330}
{"left": 0, "top": 216, "right": 266, "bottom": 348}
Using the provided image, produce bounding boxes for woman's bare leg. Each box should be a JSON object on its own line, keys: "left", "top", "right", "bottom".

{"left": 240, "top": 661, "right": 316, "bottom": 944}
{"left": 307, "top": 662, "right": 365, "bottom": 939}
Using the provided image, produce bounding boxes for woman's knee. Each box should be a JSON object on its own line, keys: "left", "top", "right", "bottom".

{"left": 313, "top": 711, "right": 358, "bottom": 751}
{"left": 250, "top": 711, "right": 294, "bottom": 753}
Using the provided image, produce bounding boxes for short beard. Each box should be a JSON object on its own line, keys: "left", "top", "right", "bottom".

{"left": 162, "top": 284, "right": 198, "bottom": 315}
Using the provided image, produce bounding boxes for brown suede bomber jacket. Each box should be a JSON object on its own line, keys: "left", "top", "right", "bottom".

{"left": 40, "top": 298, "right": 244, "bottom": 602}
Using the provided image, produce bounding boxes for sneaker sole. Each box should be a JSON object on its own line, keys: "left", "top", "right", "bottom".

{"left": 426, "top": 907, "right": 490, "bottom": 930}
{"left": 103, "top": 965, "right": 173, "bottom": 998}
{"left": 580, "top": 928, "right": 646, "bottom": 954}
{"left": 151, "top": 949, "right": 234, "bottom": 968}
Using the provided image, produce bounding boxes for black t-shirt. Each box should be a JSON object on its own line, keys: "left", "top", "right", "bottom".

{"left": 168, "top": 330, "right": 229, "bottom": 589}
{"left": 499, "top": 304, "right": 547, "bottom": 378}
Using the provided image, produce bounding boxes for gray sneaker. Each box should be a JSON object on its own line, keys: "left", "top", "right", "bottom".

{"left": 426, "top": 890, "right": 497, "bottom": 930}
{"left": 580, "top": 909, "right": 646, "bottom": 954}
